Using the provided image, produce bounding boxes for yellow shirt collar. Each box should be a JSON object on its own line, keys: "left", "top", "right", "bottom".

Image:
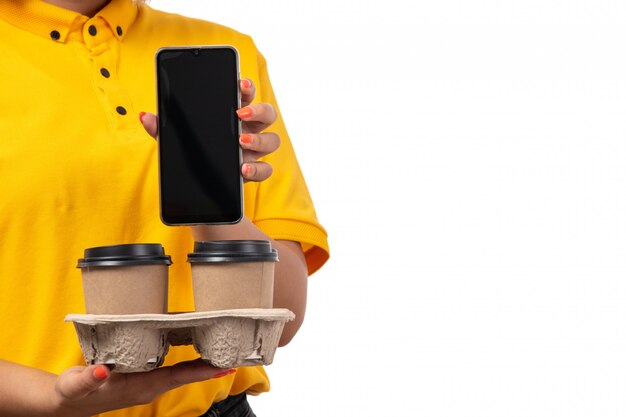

{"left": 0, "top": 0, "right": 137, "bottom": 43}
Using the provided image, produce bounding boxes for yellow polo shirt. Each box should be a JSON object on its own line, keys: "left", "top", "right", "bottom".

{"left": 0, "top": 1, "right": 329, "bottom": 416}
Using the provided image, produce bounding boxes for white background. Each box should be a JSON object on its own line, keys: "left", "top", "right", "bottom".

{"left": 150, "top": 1, "right": 626, "bottom": 416}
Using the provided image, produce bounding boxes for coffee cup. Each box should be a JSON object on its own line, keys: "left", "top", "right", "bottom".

{"left": 77, "top": 244, "right": 172, "bottom": 314}
{"left": 188, "top": 240, "right": 278, "bottom": 311}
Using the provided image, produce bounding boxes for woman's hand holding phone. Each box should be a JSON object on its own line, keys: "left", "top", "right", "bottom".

{"left": 235, "top": 78, "right": 281, "bottom": 182}
{"left": 140, "top": 78, "right": 280, "bottom": 183}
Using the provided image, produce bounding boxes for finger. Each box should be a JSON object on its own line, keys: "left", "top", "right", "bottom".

{"left": 240, "top": 132, "right": 280, "bottom": 158}
{"left": 126, "top": 359, "right": 234, "bottom": 393}
{"left": 139, "top": 112, "right": 158, "bottom": 139}
{"left": 242, "top": 161, "right": 273, "bottom": 182}
{"left": 55, "top": 365, "right": 110, "bottom": 401}
{"left": 236, "top": 103, "right": 277, "bottom": 134}
{"left": 240, "top": 78, "right": 256, "bottom": 108}
{"left": 165, "top": 360, "right": 235, "bottom": 390}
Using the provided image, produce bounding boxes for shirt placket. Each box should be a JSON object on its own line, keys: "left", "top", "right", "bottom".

{"left": 83, "top": 16, "right": 135, "bottom": 134}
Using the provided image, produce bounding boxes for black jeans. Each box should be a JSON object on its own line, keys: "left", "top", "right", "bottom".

{"left": 199, "top": 393, "right": 257, "bottom": 417}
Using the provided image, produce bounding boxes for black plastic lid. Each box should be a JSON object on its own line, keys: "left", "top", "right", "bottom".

{"left": 77, "top": 244, "right": 172, "bottom": 268}
{"left": 187, "top": 240, "right": 279, "bottom": 263}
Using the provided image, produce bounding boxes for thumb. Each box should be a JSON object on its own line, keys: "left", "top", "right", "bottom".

{"left": 139, "top": 111, "right": 158, "bottom": 139}
{"left": 55, "top": 365, "right": 110, "bottom": 401}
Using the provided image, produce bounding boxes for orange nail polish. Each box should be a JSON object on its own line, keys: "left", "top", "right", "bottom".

{"left": 214, "top": 369, "right": 236, "bottom": 378}
{"left": 241, "top": 79, "right": 252, "bottom": 89}
{"left": 243, "top": 164, "right": 252, "bottom": 176}
{"left": 236, "top": 107, "right": 253, "bottom": 119}
{"left": 94, "top": 365, "right": 109, "bottom": 380}
{"left": 240, "top": 134, "right": 253, "bottom": 144}
{"left": 138, "top": 112, "right": 146, "bottom": 123}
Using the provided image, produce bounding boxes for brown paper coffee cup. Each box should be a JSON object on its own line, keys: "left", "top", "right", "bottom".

{"left": 188, "top": 240, "right": 278, "bottom": 311}
{"left": 78, "top": 244, "right": 172, "bottom": 314}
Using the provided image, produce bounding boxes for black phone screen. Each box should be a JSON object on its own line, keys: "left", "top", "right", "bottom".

{"left": 156, "top": 47, "right": 242, "bottom": 225}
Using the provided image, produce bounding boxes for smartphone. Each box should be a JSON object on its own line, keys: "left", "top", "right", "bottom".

{"left": 156, "top": 46, "right": 243, "bottom": 225}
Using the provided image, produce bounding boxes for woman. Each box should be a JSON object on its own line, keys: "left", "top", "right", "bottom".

{"left": 0, "top": 0, "right": 329, "bottom": 415}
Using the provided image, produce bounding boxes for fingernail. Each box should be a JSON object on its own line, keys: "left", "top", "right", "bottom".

{"left": 241, "top": 79, "right": 252, "bottom": 89}
{"left": 214, "top": 369, "right": 236, "bottom": 378}
{"left": 236, "top": 107, "right": 253, "bottom": 119}
{"left": 94, "top": 365, "right": 109, "bottom": 380}
{"left": 243, "top": 164, "right": 252, "bottom": 176}
{"left": 138, "top": 112, "right": 146, "bottom": 123}
{"left": 240, "top": 134, "right": 253, "bottom": 144}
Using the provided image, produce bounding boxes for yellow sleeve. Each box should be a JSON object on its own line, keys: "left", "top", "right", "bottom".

{"left": 249, "top": 51, "right": 330, "bottom": 275}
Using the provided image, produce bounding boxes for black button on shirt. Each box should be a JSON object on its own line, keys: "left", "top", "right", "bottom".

{"left": 116, "top": 26, "right": 123, "bottom": 36}
{"left": 88, "top": 25, "right": 97, "bottom": 36}
{"left": 100, "top": 68, "right": 110, "bottom": 78}
{"left": 116, "top": 106, "right": 127, "bottom": 115}
{"left": 50, "top": 30, "right": 60, "bottom": 40}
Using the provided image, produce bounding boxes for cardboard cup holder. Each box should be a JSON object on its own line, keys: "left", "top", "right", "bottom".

{"left": 71, "top": 241, "right": 288, "bottom": 373}
{"left": 65, "top": 309, "right": 294, "bottom": 373}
